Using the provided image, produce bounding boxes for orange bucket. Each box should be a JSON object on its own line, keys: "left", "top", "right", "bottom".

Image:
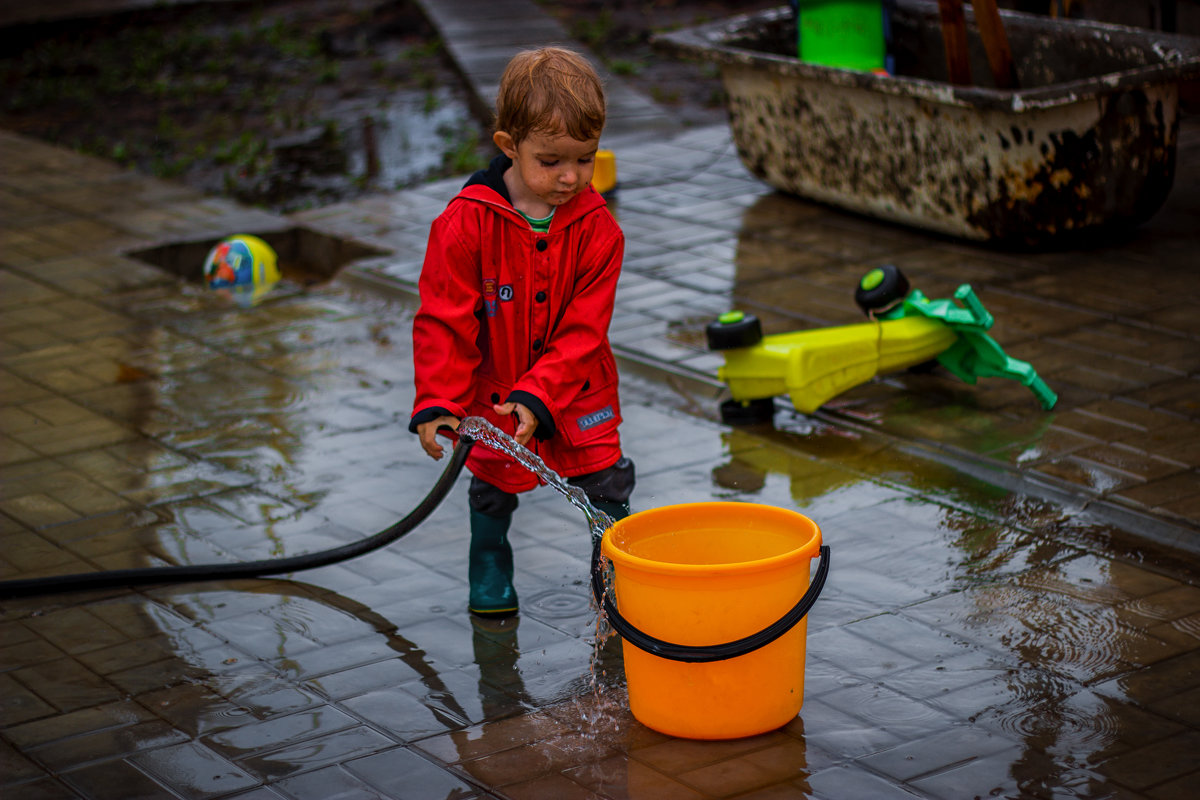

{"left": 600, "top": 502, "right": 825, "bottom": 739}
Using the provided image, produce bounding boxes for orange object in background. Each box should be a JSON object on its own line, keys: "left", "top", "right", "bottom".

{"left": 601, "top": 502, "right": 823, "bottom": 739}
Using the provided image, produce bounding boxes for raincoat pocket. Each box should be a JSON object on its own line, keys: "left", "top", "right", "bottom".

{"left": 559, "top": 374, "right": 622, "bottom": 448}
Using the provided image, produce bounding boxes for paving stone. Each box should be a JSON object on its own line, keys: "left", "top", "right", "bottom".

{"left": 236, "top": 725, "right": 400, "bottom": 781}
{"left": 0, "top": 673, "right": 59, "bottom": 726}
{"left": 2, "top": 2, "right": 1200, "bottom": 797}
{"left": 28, "top": 718, "right": 190, "bottom": 772}
{"left": 131, "top": 739, "right": 260, "bottom": 797}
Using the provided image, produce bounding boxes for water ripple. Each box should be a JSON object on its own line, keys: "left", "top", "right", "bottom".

{"left": 526, "top": 589, "right": 593, "bottom": 619}
{"left": 999, "top": 600, "right": 1130, "bottom": 682}
{"left": 1171, "top": 614, "right": 1200, "bottom": 640}
{"left": 992, "top": 691, "right": 1123, "bottom": 757}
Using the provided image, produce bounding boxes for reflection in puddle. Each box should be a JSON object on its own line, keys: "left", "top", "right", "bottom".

{"left": 212, "top": 279, "right": 283, "bottom": 308}
{"left": 203, "top": 234, "right": 283, "bottom": 308}
{"left": 699, "top": 394, "right": 1196, "bottom": 796}
{"left": 348, "top": 87, "right": 483, "bottom": 190}
{"left": 15, "top": 276, "right": 1195, "bottom": 798}
{"left": 990, "top": 689, "right": 1124, "bottom": 757}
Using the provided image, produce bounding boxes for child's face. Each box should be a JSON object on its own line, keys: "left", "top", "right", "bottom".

{"left": 495, "top": 128, "right": 600, "bottom": 209}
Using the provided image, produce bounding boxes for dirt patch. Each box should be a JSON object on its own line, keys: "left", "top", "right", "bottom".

{"left": 536, "top": 0, "right": 781, "bottom": 128}
{"left": 0, "top": 0, "right": 488, "bottom": 212}
{"left": 0, "top": 0, "right": 773, "bottom": 212}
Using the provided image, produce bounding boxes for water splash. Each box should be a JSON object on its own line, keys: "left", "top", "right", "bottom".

{"left": 457, "top": 417, "right": 615, "bottom": 542}
{"left": 458, "top": 416, "right": 622, "bottom": 728}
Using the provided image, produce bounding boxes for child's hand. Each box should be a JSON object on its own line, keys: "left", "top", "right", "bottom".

{"left": 494, "top": 401, "right": 538, "bottom": 446}
{"left": 417, "top": 416, "right": 459, "bottom": 460}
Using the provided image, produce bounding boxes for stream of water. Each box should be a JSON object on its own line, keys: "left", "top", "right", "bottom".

{"left": 456, "top": 416, "right": 623, "bottom": 718}
{"left": 456, "top": 416, "right": 616, "bottom": 542}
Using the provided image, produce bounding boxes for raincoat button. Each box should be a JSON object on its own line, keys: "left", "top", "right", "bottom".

{"left": 536, "top": 239, "right": 548, "bottom": 252}
{"left": 491, "top": 392, "right": 501, "bottom": 404}
{"left": 535, "top": 291, "right": 546, "bottom": 303}
{"left": 532, "top": 338, "right": 543, "bottom": 351}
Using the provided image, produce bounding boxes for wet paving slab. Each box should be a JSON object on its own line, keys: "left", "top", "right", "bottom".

{"left": 2, "top": 97, "right": 1200, "bottom": 800}
{"left": 306, "top": 117, "right": 1200, "bottom": 552}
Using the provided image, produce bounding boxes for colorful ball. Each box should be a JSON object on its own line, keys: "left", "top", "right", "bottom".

{"left": 203, "top": 235, "right": 280, "bottom": 290}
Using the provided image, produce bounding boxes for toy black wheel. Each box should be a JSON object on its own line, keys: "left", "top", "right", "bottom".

{"left": 855, "top": 264, "right": 910, "bottom": 315}
{"left": 906, "top": 359, "right": 940, "bottom": 374}
{"left": 719, "top": 397, "right": 775, "bottom": 425}
{"left": 706, "top": 311, "right": 763, "bottom": 351}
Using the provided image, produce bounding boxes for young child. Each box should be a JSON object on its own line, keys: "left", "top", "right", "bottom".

{"left": 409, "top": 47, "right": 634, "bottom": 617}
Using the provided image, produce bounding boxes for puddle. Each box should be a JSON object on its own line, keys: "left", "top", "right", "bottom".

{"left": 9, "top": 268, "right": 1199, "bottom": 798}
{"left": 346, "top": 87, "right": 484, "bottom": 191}
{"left": 129, "top": 227, "right": 391, "bottom": 289}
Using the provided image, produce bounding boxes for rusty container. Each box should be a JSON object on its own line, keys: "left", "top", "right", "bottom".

{"left": 655, "top": 1, "right": 1200, "bottom": 245}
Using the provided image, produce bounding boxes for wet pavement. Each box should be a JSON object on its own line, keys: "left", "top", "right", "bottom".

{"left": 3, "top": 2, "right": 1200, "bottom": 799}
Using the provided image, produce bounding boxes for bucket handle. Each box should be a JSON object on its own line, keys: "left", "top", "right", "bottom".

{"left": 590, "top": 544, "right": 830, "bottom": 664}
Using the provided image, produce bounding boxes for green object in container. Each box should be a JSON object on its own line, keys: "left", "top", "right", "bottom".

{"left": 797, "top": 0, "right": 885, "bottom": 71}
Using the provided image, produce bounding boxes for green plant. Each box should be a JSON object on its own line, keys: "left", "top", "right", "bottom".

{"left": 155, "top": 113, "right": 182, "bottom": 141}
{"left": 406, "top": 39, "right": 443, "bottom": 61}
{"left": 441, "top": 125, "right": 487, "bottom": 174}
{"left": 650, "top": 86, "right": 681, "bottom": 105}
{"left": 570, "top": 9, "right": 615, "bottom": 49}
{"left": 214, "top": 131, "right": 265, "bottom": 167}
{"left": 317, "top": 60, "right": 341, "bottom": 84}
{"left": 608, "top": 59, "right": 642, "bottom": 76}
{"left": 153, "top": 153, "right": 193, "bottom": 179}
{"left": 320, "top": 118, "right": 342, "bottom": 145}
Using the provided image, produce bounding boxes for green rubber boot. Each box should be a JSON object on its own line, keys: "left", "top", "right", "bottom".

{"left": 468, "top": 510, "right": 518, "bottom": 617}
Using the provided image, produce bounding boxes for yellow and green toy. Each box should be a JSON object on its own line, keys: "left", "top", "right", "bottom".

{"left": 707, "top": 265, "right": 1057, "bottom": 423}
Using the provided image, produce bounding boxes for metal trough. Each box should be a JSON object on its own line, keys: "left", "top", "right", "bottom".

{"left": 656, "top": 2, "right": 1200, "bottom": 244}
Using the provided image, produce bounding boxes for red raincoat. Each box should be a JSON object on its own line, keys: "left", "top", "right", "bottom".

{"left": 411, "top": 161, "right": 625, "bottom": 493}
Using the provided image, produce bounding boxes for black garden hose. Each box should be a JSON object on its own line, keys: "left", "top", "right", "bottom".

{"left": 3, "top": 429, "right": 828, "bottom": 667}
{"left": 0, "top": 435, "right": 478, "bottom": 599}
